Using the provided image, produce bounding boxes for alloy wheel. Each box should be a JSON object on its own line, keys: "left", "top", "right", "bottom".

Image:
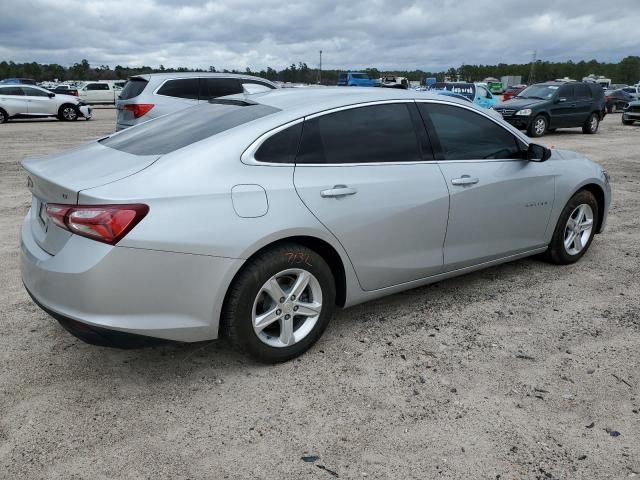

{"left": 252, "top": 268, "right": 323, "bottom": 348}
{"left": 564, "top": 204, "right": 594, "bottom": 255}
{"left": 590, "top": 115, "right": 598, "bottom": 132}
{"left": 534, "top": 118, "right": 546, "bottom": 136}
{"left": 62, "top": 107, "right": 77, "bottom": 120}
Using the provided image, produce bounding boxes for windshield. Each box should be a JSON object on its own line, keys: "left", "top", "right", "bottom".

{"left": 100, "top": 102, "right": 279, "bottom": 155}
{"left": 517, "top": 84, "right": 559, "bottom": 100}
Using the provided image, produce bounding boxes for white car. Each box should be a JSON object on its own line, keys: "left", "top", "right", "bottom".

{"left": 0, "top": 85, "right": 91, "bottom": 123}
{"left": 78, "top": 81, "right": 121, "bottom": 105}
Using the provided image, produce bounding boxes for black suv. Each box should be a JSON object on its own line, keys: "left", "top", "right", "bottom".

{"left": 493, "top": 82, "right": 606, "bottom": 137}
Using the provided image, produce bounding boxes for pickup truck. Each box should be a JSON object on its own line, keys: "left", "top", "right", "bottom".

{"left": 78, "top": 81, "right": 123, "bottom": 105}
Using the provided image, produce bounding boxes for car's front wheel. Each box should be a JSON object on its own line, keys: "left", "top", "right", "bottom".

{"left": 543, "top": 190, "right": 598, "bottom": 265}
{"left": 58, "top": 104, "right": 79, "bottom": 121}
{"left": 222, "top": 243, "right": 336, "bottom": 363}
{"left": 528, "top": 115, "right": 547, "bottom": 137}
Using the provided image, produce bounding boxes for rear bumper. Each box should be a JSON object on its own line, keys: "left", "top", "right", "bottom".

{"left": 20, "top": 214, "right": 242, "bottom": 342}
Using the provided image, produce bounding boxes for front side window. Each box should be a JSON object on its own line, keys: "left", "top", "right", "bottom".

{"left": 558, "top": 85, "right": 575, "bottom": 100}
{"left": 156, "top": 78, "right": 199, "bottom": 100}
{"left": 420, "top": 103, "right": 522, "bottom": 161}
{"left": 297, "top": 103, "right": 422, "bottom": 164}
{"left": 21, "top": 87, "right": 49, "bottom": 97}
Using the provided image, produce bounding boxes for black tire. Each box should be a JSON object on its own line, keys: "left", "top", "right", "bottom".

{"left": 222, "top": 243, "right": 336, "bottom": 363}
{"left": 543, "top": 190, "right": 599, "bottom": 265}
{"left": 582, "top": 112, "right": 599, "bottom": 134}
{"left": 0, "top": 108, "right": 8, "bottom": 124}
{"left": 527, "top": 115, "right": 547, "bottom": 137}
{"left": 58, "top": 104, "right": 79, "bottom": 121}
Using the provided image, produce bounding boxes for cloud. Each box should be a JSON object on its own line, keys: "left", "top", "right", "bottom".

{"left": 0, "top": 0, "right": 638, "bottom": 71}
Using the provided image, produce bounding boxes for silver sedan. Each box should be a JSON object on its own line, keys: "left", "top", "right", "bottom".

{"left": 21, "top": 87, "right": 611, "bottom": 362}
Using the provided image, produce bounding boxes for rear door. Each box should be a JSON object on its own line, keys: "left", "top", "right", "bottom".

{"left": 0, "top": 86, "right": 27, "bottom": 115}
{"left": 418, "top": 102, "right": 555, "bottom": 270}
{"left": 293, "top": 102, "right": 450, "bottom": 291}
{"left": 573, "top": 84, "right": 593, "bottom": 123}
{"left": 20, "top": 86, "right": 56, "bottom": 115}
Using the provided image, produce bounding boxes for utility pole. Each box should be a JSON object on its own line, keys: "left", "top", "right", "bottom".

{"left": 318, "top": 50, "right": 322, "bottom": 84}
{"left": 529, "top": 50, "right": 537, "bottom": 84}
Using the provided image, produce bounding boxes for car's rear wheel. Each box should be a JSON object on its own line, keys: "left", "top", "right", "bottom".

{"left": 222, "top": 243, "right": 336, "bottom": 363}
{"left": 0, "top": 108, "right": 8, "bottom": 124}
{"left": 608, "top": 104, "right": 616, "bottom": 113}
{"left": 58, "top": 104, "right": 79, "bottom": 121}
{"left": 543, "top": 190, "right": 598, "bottom": 265}
{"left": 528, "top": 115, "right": 547, "bottom": 137}
{"left": 582, "top": 113, "right": 599, "bottom": 134}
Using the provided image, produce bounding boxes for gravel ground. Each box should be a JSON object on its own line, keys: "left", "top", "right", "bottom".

{"left": 1, "top": 108, "right": 639, "bottom": 480}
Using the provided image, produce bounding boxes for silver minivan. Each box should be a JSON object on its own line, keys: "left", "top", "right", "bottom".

{"left": 115, "top": 72, "right": 277, "bottom": 130}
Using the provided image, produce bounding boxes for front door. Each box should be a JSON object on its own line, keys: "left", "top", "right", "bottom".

{"left": 418, "top": 102, "right": 555, "bottom": 270}
{"left": 550, "top": 85, "right": 578, "bottom": 127}
{"left": 293, "top": 102, "right": 450, "bottom": 291}
{"left": 20, "top": 86, "right": 57, "bottom": 115}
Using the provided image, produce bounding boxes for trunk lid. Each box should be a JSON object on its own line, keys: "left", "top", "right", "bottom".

{"left": 22, "top": 141, "right": 159, "bottom": 255}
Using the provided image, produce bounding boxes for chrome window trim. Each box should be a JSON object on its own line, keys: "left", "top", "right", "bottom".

{"left": 242, "top": 99, "right": 531, "bottom": 167}
{"left": 241, "top": 118, "right": 305, "bottom": 166}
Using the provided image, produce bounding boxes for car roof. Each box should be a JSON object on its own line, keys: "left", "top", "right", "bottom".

{"left": 133, "top": 72, "right": 277, "bottom": 84}
{"left": 227, "top": 86, "right": 476, "bottom": 118}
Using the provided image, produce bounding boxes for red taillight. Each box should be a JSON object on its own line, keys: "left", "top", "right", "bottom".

{"left": 123, "top": 103, "right": 154, "bottom": 118}
{"left": 71, "top": 91, "right": 79, "bottom": 96}
{"left": 45, "top": 204, "right": 149, "bottom": 245}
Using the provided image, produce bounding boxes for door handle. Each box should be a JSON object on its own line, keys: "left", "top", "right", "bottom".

{"left": 451, "top": 175, "right": 479, "bottom": 186}
{"left": 320, "top": 185, "right": 358, "bottom": 198}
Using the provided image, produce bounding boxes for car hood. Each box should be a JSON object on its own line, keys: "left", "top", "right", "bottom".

{"left": 495, "top": 98, "right": 547, "bottom": 109}
{"left": 22, "top": 141, "right": 160, "bottom": 204}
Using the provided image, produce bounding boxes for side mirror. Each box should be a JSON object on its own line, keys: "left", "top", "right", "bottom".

{"left": 48, "top": 93, "right": 55, "bottom": 98}
{"left": 527, "top": 143, "right": 552, "bottom": 162}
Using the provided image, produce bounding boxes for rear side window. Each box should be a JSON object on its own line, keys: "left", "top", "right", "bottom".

{"left": 156, "top": 78, "right": 199, "bottom": 100}
{"left": 296, "top": 103, "right": 422, "bottom": 164}
{"left": 87, "top": 83, "right": 110, "bottom": 91}
{"left": 420, "top": 103, "right": 521, "bottom": 160}
{"left": 199, "top": 78, "right": 242, "bottom": 100}
{"left": 0, "top": 87, "right": 24, "bottom": 95}
{"left": 119, "top": 78, "right": 148, "bottom": 100}
{"left": 100, "top": 103, "right": 279, "bottom": 155}
{"left": 255, "top": 123, "right": 303, "bottom": 163}
{"left": 575, "top": 84, "right": 592, "bottom": 100}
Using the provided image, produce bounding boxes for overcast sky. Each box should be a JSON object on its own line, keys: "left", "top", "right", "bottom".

{"left": 0, "top": 0, "right": 638, "bottom": 71}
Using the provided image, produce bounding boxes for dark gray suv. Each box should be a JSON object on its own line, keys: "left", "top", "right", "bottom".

{"left": 493, "top": 82, "right": 606, "bottom": 137}
{"left": 115, "top": 73, "right": 277, "bottom": 131}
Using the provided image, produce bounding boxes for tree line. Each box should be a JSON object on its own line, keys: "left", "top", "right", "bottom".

{"left": 1, "top": 56, "right": 639, "bottom": 85}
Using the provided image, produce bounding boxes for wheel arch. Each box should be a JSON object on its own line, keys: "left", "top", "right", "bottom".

{"left": 578, "top": 183, "right": 606, "bottom": 233}
{"left": 227, "top": 235, "right": 348, "bottom": 309}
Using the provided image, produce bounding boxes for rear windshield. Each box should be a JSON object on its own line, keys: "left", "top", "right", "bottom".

{"left": 119, "top": 78, "right": 148, "bottom": 100}
{"left": 100, "top": 102, "right": 279, "bottom": 155}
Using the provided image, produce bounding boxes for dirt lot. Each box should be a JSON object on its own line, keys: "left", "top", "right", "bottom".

{"left": 1, "top": 108, "right": 639, "bottom": 480}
